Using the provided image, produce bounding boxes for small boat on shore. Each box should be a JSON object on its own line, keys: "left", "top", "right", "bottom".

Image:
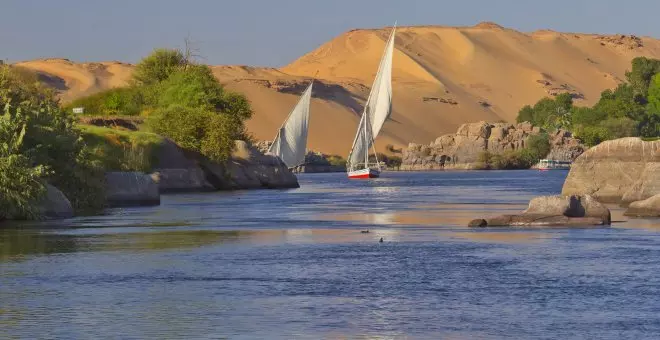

{"left": 537, "top": 159, "right": 571, "bottom": 171}
{"left": 346, "top": 24, "right": 396, "bottom": 179}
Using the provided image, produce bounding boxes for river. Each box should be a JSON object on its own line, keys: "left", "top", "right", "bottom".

{"left": 1, "top": 171, "right": 659, "bottom": 339}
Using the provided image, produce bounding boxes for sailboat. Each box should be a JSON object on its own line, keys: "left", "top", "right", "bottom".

{"left": 268, "top": 81, "right": 313, "bottom": 169}
{"left": 346, "top": 24, "right": 396, "bottom": 179}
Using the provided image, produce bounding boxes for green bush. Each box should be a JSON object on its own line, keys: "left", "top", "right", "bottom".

{"left": 0, "top": 65, "right": 106, "bottom": 216}
{"left": 147, "top": 105, "right": 241, "bottom": 162}
{"left": 326, "top": 155, "right": 347, "bottom": 168}
{"left": 78, "top": 125, "right": 165, "bottom": 172}
{"left": 64, "top": 87, "right": 145, "bottom": 116}
{"left": 526, "top": 133, "right": 551, "bottom": 160}
{"left": 576, "top": 126, "right": 612, "bottom": 147}
{"left": 133, "top": 48, "right": 186, "bottom": 86}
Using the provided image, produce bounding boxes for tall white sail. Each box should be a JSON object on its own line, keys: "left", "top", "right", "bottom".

{"left": 269, "top": 82, "right": 313, "bottom": 168}
{"left": 348, "top": 26, "right": 396, "bottom": 168}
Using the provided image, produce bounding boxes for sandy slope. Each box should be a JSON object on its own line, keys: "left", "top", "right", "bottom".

{"left": 14, "top": 23, "right": 660, "bottom": 155}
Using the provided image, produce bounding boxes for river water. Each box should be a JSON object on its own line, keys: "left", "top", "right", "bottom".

{"left": 1, "top": 171, "right": 659, "bottom": 339}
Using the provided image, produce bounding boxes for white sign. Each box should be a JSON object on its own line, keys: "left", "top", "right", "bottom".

{"left": 72, "top": 107, "right": 84, "bottom": 114}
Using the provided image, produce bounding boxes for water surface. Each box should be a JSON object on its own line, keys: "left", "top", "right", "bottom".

{"left": 1, "top": 171, "right": 659, "bottom": 339}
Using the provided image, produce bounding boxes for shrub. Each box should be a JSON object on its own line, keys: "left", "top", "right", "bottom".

{"left": 0, "top": 65, "right": 106, "bottom": 216}
{"left": 78, "top": 125, "right": 164, "bottom": 172}
{"left": 526, "top": 133, "right": 551, "bottom": 160}
{"left": 64, "top": 87, "right": 145, "bottom": 116}
{"left": 326, "top": 155, "right": 347, "bottom": 168}
{"left": 147, "top": 105, "right": 241, "bottom": 162}
{"left": 133, "top": 48, "right": 186, "bottom": 86}
{"left": 576, "top": 126, "right": 612, "bottom": 147}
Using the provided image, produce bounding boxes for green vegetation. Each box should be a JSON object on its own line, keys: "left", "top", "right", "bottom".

{"left": 326, "top": 155, "right": 347, "bottom": 168}
{"left": 0, "top": 65, "right": 105, "bottom": 218}
{"left": 370, "top": 153, "right": 402, "bottom": 169}
{"left": 517, "top": 57, "right": 660, "bottom": 146}
{"left": 475, "top": 133, "right": 551, "bottom": 170}
{"left": 64, "top": 87, "right": 145, "bottom": 116}
{"left": 67, "top": 48, "right": 253, "bottom": 163}
{"left": 78, "top": 125, "right": 164, "bottom": 172}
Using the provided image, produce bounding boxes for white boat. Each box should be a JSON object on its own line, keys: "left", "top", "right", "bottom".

{"left": 537, "top": 159, "right": 571, "bottom": 171}
{"left": 347, "top": 24, "right": 396, "bottom": 179}
{"left": 268, "top": 81, "right": 313, "bottom": 168}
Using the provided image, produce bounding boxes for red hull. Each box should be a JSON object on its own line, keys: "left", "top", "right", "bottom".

{"left": 348, "top": 168, "right": 380, "bottom": 179}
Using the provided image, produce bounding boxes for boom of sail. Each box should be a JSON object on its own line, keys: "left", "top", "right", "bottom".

{"left": 268, "top": 81, "right": 313, "bottom": 168}
{"left": 347, "top": 25, "right": 395, "bottom": 178}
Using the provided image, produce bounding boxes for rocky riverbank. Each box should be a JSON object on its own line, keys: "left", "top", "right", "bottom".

{"left": 401, "top": 121, "right": 585, "bottom": 170}
{"left": 33, "top": 140, "right": 300, "bottom": 218}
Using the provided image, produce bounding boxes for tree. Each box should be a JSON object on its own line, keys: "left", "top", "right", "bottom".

{"left": 625, "top": 57, "right": 660, "bottom": 102}
{"left": 133, "top": 48, "right": 186, "bottom": 86}
{"left": 0, "top": 65, "right": 105, "bottom": 216}
{"left": 646, "top": 73, "right": 660, "bottom": 115}
{"left": 526, "top": 133, "right": 551, "bottom": 160}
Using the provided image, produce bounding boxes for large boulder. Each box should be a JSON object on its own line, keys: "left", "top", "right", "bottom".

{"left": 469, "top": 194, "right": 611, "bottom": 227}
{"left": 201, "top": 141, "right": 299, "bottom": 190}
{"left": 105, "top": 172, "right": 160, "bottom": 207}
{"left": 150, "top": 168, "right": 214, "bottom": 193}
{"left": 562, "top": 138, "right": 660, "bottom": 203}
{"left": 624, "top": 194, "right": 660, "bottom": 218}
{"left": 36, "top": 184, "right": 74, "bottom": 219}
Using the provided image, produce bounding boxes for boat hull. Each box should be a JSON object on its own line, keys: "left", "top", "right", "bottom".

{"left": 348, "top": 168, "right": 380, "bottom": 179}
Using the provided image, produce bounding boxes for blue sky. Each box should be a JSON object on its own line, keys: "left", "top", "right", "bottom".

{"left": 1, "top": 0, "right": 658, "bottom": 66}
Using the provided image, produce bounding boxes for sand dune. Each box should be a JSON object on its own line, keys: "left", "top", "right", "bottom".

{"left": 14, "top": 23, "right": 660, "bottom": 155}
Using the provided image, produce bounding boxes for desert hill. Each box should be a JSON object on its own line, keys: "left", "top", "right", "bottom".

{"left": 14, "top": 23, "right": 660, "bottom": 155}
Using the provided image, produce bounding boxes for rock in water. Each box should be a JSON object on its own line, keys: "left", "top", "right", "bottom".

{"left": 105, "top": 172, "right": 160, "bottom": 207}
{"left": 562, "top": 138, "right": 660, "bottom": 203}
{"left": 469, "top": 194, "right": 611, "bottom": 227}
{"left": 202, "top": 141, "right": 299, "bottom": 190}
{"left": 37, "top": 184, "right": 74, "bottom": 219}
{"left": 624, "top": 194, "right": 660, "bottom": 218}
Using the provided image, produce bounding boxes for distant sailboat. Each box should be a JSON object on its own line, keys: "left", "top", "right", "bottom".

{"left": 346, "top": 24, "right": 396, "bottom": 179}
{"left": 268, "top": 81, "right": 313, "bottom": 168}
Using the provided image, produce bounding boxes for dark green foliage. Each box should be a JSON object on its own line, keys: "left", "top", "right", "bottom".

{"left": 517, "top": 58, "right": 660, "bottom": 146}
{"left": 133, "top": 48, "right": 186, "bottom": 86}
{"left": 147, "top": 105, "right": 243, "bottom": 162}
{"left": 575, "top": 126, "right": 611, "bottom": 147}
{"left": 0, "top": 65, "right": 106, "bottom": 217}
{"left": 326, "top": 155, "right": 347, "bottom": 168}
{"left": 625, "top": 57, "right": 660, "bottom": 101}
{"left": 515, "top": 93, "right": 573, "bottom": 130}
{"left": 525, "top": 133, "right": 551, "bottom": 160}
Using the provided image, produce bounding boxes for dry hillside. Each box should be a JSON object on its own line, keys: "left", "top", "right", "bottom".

{"left": 14, "top": 23, "right": 660, "bottom": 155}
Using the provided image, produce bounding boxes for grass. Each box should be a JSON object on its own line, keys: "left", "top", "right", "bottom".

{"left": 78, "top": 124, "right": 165, "bottom": 172}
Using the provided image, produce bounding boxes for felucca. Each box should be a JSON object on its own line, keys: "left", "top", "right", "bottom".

{"left": 346, "top": 24, "right": 396, "bottom": 179}
{"left": 268, "top": 81, "right": 313, "bottom": 169}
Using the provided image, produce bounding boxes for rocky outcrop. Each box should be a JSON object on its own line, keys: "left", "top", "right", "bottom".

{"left": 562, "top": 138, "right": 660, "bottom": 203}
{"left": 469, "top": 194, "right": 611, "bottom": 227}
{"left": 153, "top": 139, "right": 298, "bottom": 192}
{"left": 105, "top": 172, "right": 160, "bottom": 207}
{"left": 255, "top": 141, "right": 345, "bottom": 173}
{"left": 152, "top": 139, "right": 215, "bottom": 193}
{"left": 402, "top": 121, "right": 585, "bottom": 170}
{"left": 151, "top": 168, "right": 215, "bottom": 193}
{"left": 36, "top": 184, "right": 74, "bottom": 219}
{"left": 624, "top": 194, "right": 660, "bottom": 218}
{"left": 201, "top": 141, "right": 299, "bottom": 190}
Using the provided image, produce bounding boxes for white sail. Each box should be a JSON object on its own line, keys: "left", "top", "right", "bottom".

{"left": 348, "top": 25, "right": 396, "bottom": 168}
{"left": 268, "top": 82, "right": 313, "bottom": 168}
